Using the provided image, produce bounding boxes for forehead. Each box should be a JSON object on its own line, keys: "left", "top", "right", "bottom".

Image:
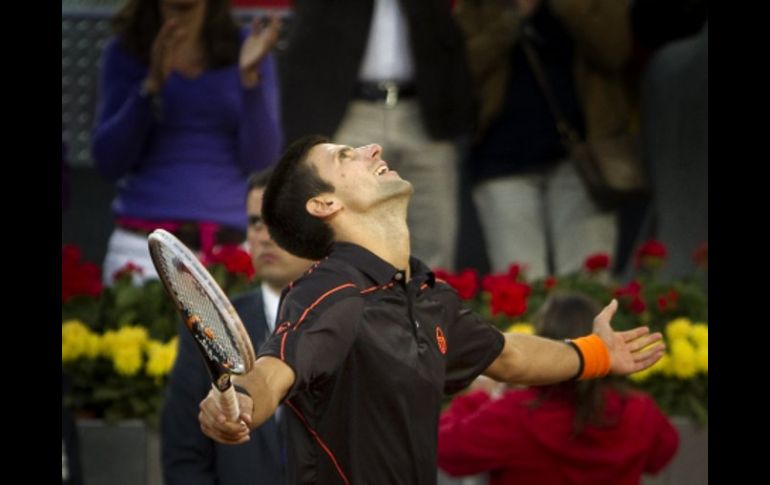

{"left": 309, "top": 142, "right": 350, "bottom": 163}
{"left": 247, "top": 187, "right": 264, "bottom": 211}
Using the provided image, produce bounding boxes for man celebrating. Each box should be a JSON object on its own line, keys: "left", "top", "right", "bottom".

{"left": 198, "top": 136, "right": 665, "bottom": 484}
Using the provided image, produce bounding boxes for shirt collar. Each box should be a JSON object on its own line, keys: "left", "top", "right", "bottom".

{"left": 329, "top": 242, "right": 435, "bottom": 288}
{"left": 260, "top": 281, "right": 281, "bottom": 333}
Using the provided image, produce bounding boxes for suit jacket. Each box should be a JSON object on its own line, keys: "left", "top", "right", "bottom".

{"left": 278, "top": 0, "right": 476, "bottom": 143}
{"left": 161, "top": 288, "right": 285, "bottom": 485}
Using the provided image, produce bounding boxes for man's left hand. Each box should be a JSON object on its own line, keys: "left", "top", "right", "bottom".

{"left": 593, "top": 299, "right": 666, "bottom": 375}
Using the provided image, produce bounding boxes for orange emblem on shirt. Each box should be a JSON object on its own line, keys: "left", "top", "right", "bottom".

{"left": 435, "top": 326, "right": 447, "bottom": 355}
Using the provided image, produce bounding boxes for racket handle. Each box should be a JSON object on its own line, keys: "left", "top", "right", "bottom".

{"left": 212, "top": 382, "right": 241, "bottom": 422}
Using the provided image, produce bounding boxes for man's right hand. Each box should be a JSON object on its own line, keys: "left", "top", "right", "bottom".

{"left": 198, "top": 388, "right": 254, "bottom": 444}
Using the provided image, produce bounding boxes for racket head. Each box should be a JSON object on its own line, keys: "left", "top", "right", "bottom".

{"left": 147, "top": 229, "right": 256, "bottom": 389}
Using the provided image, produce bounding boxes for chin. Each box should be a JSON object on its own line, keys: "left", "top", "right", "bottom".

{"left": 393, "top": 179, "right": 414, "bottom": 198}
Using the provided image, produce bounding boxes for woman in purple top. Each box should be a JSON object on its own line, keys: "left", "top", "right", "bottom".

{"left": 92, "top": 0, "right": 283, "bottom": 285}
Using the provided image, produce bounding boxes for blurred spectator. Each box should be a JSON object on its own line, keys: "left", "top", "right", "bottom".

{"left": 627, "top": 22, "right": 707, "bottom": 281}
{"left": 438, "top": 291, "right": 679, "bottom": 484}
{"left": 91, "top": 0, "right": 283, "bottom": 285}
{"left": 456, "top": 0, "right": 635, "bottom": 279}
{"left": 277, "top": 0, "right": 475, "bottom": 269}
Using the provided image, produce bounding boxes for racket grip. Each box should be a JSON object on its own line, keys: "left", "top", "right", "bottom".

{"left": 212, "top": 382, "right": 241, "bottom": 422}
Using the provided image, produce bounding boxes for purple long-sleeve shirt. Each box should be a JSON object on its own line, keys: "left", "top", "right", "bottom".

{"left": 91, "top": 30, "right": 282, "bottom": 230}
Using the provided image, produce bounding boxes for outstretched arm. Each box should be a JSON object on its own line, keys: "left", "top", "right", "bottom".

{"left": 483, "top": 299, "right": 665, "bottom": 385}
{"left": 198, "top": 355, "right": 294, "bottom": 445}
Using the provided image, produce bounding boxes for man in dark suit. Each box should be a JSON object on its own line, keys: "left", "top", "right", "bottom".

{"left": 278, "top": 0, "right": 476, "bottom": 270}
{"left": 161, "top": 169, "right": 314, "bottom": 485}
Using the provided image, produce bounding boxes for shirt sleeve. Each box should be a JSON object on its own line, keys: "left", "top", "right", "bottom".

{"left": 237, "top": 52, "right": 283, "bottom": 173}
{"left": 441, "top": 285, "right": 505, "bottom": 395}
{"left": 258, "top": 289, "right": 364, "bottom": 401}
{"left": 91, "top": 37, "right": 156, "bottom": 181}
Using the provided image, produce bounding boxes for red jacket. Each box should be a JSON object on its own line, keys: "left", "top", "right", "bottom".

{"left": 438, "top": 387, "right": 679, "bottom": 485}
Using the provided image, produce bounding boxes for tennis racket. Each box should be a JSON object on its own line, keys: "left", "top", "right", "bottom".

{"left": 148, "top": 229, "right": 256, "bottom": 421}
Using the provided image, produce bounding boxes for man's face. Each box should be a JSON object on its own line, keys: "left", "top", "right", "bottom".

{"left": 247, "top": 187, "right": 313, "bottom": 288}
{"left": 306, "top": 143, "right": 413, "bottom": 213}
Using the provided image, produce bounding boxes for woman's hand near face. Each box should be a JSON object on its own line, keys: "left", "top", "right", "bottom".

{"left": 144, "top": 18, "right": 185, "bottom": 95}
{"left": 239, "top": 13, "right": 282, "bottom": 88}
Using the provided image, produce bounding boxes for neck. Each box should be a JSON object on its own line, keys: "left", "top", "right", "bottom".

{"left": 333, "top": 206, "right": 411, "bottom": 278}
{"left": 176, "top": 36, "right": 205, "bottom": 58}
{"left": 263, "top": 280, "right": 284, "bottom": 295}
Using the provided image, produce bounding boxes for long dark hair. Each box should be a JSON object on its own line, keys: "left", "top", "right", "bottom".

{"left": 530, "top": 292, "right": 628, "bottom": 436}
{"left": 111, "top": 0, "right": 240, "bottom": 67}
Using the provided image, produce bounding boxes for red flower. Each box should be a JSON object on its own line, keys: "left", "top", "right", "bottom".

{"left": 692, "top": 241, "right": 708, "bottom": 269}
{"left": 489, "top": 280, "right": 531, "bottom": 318}
{"left": 208, "top": 245, "right": 255, "bottom": 279}
{"left": 434, "top": 268, "right": 479, "bottom": 300}
{"left": 543, "top": 276, "right": 557, "bottom": 290}
{"left": 584, "top": 253, "right": 610, "bottom": 273}
{"left": 613, "top": 280, "right": 645, "bottom": 314}
{"left": 657, "top": 296, "right": 668, "bottom": 312}
{"left": 630, "top": 296, "right": 646, "bottom": 314}
{"left": 667, "top": 289, "right": 680, "bottom": 304}
{"left": 62, "top": 245, "right": 103, "bottom": 302}
{"left": 657, "top": 289, "right": 680, "bottom": 312}
{"left": 614, "top": 280, "right": 642, "bottom": 298}
{"left": 112, "top": 262, "right": 144, "bottom": 282}
{"left": 634, "top": 240, "right": 667, "bottom": 269}
{"left": 507, "top": 263, "right": 522, "bottom": 281}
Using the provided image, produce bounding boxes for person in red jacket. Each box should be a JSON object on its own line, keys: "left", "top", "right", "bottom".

{"left": 438, "top": 291, "right": 679, "bottom": 485}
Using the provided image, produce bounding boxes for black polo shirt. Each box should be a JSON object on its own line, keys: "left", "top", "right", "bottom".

{"left": 258, "top": 242, "right": 505, "bottom": 484}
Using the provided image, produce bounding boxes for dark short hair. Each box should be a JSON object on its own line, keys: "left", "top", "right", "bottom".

{"left": 247, "top": 167, "right": 273, "bottom": 193}
{"left": 262, "top": 135, "right": 333, "bottom": 260}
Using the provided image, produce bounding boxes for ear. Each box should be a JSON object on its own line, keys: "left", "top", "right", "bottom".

{"left": 306, "top": 195, "right": 342, "bottom": 219}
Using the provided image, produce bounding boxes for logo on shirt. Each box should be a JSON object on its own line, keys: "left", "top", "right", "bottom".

{"left": 435, "top": 326, "right": 447, "bottom": 355}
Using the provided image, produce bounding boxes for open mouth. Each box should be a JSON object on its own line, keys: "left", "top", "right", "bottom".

{"left": 374, "top": 163, "right": 389, "bottom": 176}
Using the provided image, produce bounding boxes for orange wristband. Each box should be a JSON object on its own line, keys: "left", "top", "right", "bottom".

{"left": 571, "top": 334, "right": 611, "bottom": 380}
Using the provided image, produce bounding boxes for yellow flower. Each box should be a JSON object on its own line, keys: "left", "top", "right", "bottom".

{"left": 666, "top": 317, "right": 693, "bottom": 341}
{"left": 62, "top": 320, "right": 92, "bottom": 363}
{"left": 115, "top": 326, "right": 149, "bottom": 348}
{"left": 670, "top": 338, "right": 697, "bottom": 379}
{"left": 695, "top": 346, "right": 708, "bottom": 373}
{"left": 101, "top": 326, "right": 149, "bottom": 358}
{"left": 506, "top": 323, "right": 534, "bottom": 335}
{"left": 690, "top": 323, "right": 708, "bottom": 348}
{"left": 83, "top": 333, "right": 102, "bottom": 359}
{"left": 145, "top": 338, "right": 178, "bottom": 378}
{"left": 113, "top": 346, "right": 143, "bottom": 376}
{"left": 630, "top": 348, "right": 671, "bottom": 381}
{"left": 629, "top": 366, "right": 653, "bottom": 382}
{"left": 100, "top": 330, "right": 118, "bottom": 358}
{"left": 658, "top": 353, "right": 674, "bottom": 377}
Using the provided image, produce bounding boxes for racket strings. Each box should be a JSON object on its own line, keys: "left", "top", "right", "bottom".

{"left": 155, "top": 248, "right": 245, "bottom": 371}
